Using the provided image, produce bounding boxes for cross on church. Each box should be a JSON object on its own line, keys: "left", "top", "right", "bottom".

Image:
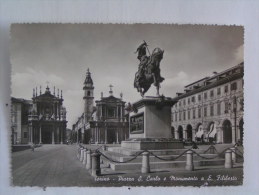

{"left": 109, "top": 84, "right": 113, "bottom": 91}
{"left": 109, "top": 84, "right": 113, "bottom": 96}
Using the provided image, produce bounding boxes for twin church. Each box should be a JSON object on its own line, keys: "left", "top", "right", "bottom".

{"left": 72, "top": 69, "right": 129, "bottom": 144}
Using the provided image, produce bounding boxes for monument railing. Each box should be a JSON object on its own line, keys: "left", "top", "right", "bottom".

{"left": 76, "top": 144, "right": 243, "bottom": 176}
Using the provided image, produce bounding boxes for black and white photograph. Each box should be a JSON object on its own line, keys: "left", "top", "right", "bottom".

{"left": 9, "top": 23, "right": 244, "bottom": 187}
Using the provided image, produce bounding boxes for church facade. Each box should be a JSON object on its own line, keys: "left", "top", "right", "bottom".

{"left": 27, "top": 86, "right": 67, "bottom": 144}
{"left": 72, "top": 69, "right": 129, "bottom": 144}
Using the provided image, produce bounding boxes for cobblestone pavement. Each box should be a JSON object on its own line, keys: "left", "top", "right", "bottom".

{"left": 12, "top": 144, "right": 243, "bottom": 187}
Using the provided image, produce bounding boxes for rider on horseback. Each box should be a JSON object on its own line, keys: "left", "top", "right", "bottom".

{"left": 134, "top": 41, "right": 165, "bottom": 97}
{"left": 135, "top": 41, "right": 149, "bottom": 86}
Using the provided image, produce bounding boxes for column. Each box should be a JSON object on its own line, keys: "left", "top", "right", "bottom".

{"left": 29, "top": 125, "right": 32, "bottom": 144}
{"left": 121, "top": 106, "right": 123, "bottom": 119}
{"left": 105, "top": 127, "right": 107, "bottom": 144}
{"left": 116, "top": 129, "right": 119, "bottom": 144}
{"left": 52, "top": 129, "right": 55, "bottom": 144}
{"left": 192, "top": 130, "right": 196, "bottom": 142}
{"left": 60, "top": 127, "right": 63, "bottom": 144}
{"left": 39, "top": 125, "right": 42, "bottom": 144}
{"left": 232, "top": 126, "right": 236, "bottom": 144}
{"left": 100, "top": 105, "right": 103, "bottom": 119}
{"left": 174, "top": 129, "right": 178, "bottom": 139}
{"left": 98, "top": 128, "right": 101, "bottom": 143}
{"left": 183, "top": 130, "right": 187, "bottom": 140}
{"left": 216, "top": 127, "right": 221, "bottom": 143}
{"left": 95, "top": 128, "right": 97, "bottom": 144}
{"left": 31, "top": 126, "right": 34, "bottom": 144}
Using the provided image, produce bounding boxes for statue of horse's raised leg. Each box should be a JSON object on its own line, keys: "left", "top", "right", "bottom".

{"left": 156, "top": 85, "right": 160, "bottom": 97}
{"left": 152, "top": 73, "right": 160, "bottom": 97}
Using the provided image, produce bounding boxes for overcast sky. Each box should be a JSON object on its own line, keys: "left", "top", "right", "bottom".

{"left": 10, "top": 24, "right": 243, "bottom": 128}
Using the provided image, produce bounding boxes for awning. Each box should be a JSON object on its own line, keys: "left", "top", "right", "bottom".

{"left": 209, "top": 127, "right": 217, "bottom": 138}
{"left": 195, "top": 130, "right": 204, "bottom": 138}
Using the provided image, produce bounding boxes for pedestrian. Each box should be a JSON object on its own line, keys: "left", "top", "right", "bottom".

{"left": 31, "top": 144, "right": 35, "bottom": 152}
{"left": 192, "top": 141, "right": 199, "bottom": 149}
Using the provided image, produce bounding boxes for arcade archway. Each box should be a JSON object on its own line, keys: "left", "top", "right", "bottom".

{"left": 223, "top": 120, "right": 232, "bottom": 143}
{"left": 178, "top": 126, "right": 183, "bottom": 141}
{"left": 186, "top": 124, "right": 193, "bottom": 141}
{"left": 239, "top": 118, "right": 244, "bottom": 144}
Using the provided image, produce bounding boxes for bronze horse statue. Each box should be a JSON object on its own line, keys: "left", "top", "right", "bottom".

{"left": 134, "top": 45, "right": 165, "bottom": 97}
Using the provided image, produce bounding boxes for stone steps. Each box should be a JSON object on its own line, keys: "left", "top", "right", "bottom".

{"left": 101, "top": 151, "right": 220, "bottom": 163}
{"left": 107, "top": 159, "right": 225, "bottom": 171}
{"left": 107, "top": 147, "right": 206, "bottom": 156}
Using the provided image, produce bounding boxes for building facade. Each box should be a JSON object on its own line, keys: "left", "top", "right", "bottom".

{"left": 28, "top": 86, "right": 67, "bottom": 144}
{"left": 11, "top": 98, "right": 32, "bottom": 144}
{"left": 171, "top": 63, "right": 244, "bottom": 144}
{"left": 72, "top": 69, "right": 129, "bottom": 144}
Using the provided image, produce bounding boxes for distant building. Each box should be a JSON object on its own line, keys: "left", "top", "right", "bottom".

{"left": 72, "top": 69, "right": 129, "bottom": 144}
{"left": 171, "top": 63, "right": 244, "bottom": 144}
{"left": 28, "top": 86, "right": 67, "bottom": 144}
{"left": 11, "top": 98, "right": 32, "bottom": 144}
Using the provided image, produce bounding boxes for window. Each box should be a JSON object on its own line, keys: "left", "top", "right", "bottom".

{"left": 175, "top": 113, "right": 177, "bottom": 121}
{"left": 179, "top": 101, "right": 181, "bottom": 106}
{"left": 217, "top": 88, "right": 221, "bottom": 95}
{"left": 193, "top": 109, "right": 196, "bottom": 119}
{"left": 87, "top": 91, "right": 91, "bottom": 96}
{"left": 231, "top": 82, "right": 237, "bottom": 91}
{"left": 210, "top": 104, "right": 214, "bottom": 116}
{"left": 198, "top": 108, "right": 201, "bottom": 118}
{"left": 23, "top": 132, "right": 28, "bottom": 138}
{"left": 198, "top": 94, "right": 201, "bottom": 101}
{"left": 183, "top": 111, "right": 186, "bottom": 120}
{"left": 224, "top": 85, "right": 229, "bottom": 93}
{"left": 179, "top": 112, "right": 181, "bottom": 121}
{"left": 107, "top": 107, "right": 116, "bottom": 118}
{"left": 204, "top": 106, "right": 207, "bottom": 117}
{"left": 204, "top": 92, "right": 207, "bottom": 99}
{"left": 191, "top": 96, "right": 195, "bottom": 103}
{"left": 183, "top": 99, "right": 186, "bottom": 106}
{"left": 188, "top": 110, "right": 190, "bottom": 120}
{"left": 217, "top": 102, "right": 221, "bottom": 115}
{"left": 210, "top": 90, "right": 214, "bottom": 98}
{"left": 188, "top": 98, "right": 190, "bottom": 105}
{"left": 171, "top": 113, "right": 174, "bottom": 122}
{"left": 225, "top": 102, "right": 229, "bottom": 113}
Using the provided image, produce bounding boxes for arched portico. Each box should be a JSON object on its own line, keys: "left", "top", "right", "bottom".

{"left": 178, "top": 126, "right": 183, "bottom": 141}
{"left": 239, "top": 118, "right": 244, "bottom": 144}
{"left": 222, "top": 120, "right": 232, "bottom": 143}
{"left": 186, "top": 124, "right": 193, "bottom": 142}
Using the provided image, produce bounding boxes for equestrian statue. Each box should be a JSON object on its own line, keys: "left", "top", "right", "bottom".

{"left": 134, "top": 41, "right": 165, "bottom": 97}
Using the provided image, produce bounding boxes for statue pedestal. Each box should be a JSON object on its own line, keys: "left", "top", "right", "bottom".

{"left": 121, "top": 96, "right": 183, "bottom": 150}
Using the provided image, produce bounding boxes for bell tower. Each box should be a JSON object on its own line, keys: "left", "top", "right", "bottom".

{"left": 83, "top": 68, "right": 94, "bottom": 122}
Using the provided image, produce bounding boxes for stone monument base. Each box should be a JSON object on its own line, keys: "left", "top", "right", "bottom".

{"left": 121, "top": 138, "right": 184, "bottom": 150}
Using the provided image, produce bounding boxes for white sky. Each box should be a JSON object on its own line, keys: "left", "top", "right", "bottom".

{"left": 10, "top": 24, "right": 243, "bottom": 128}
